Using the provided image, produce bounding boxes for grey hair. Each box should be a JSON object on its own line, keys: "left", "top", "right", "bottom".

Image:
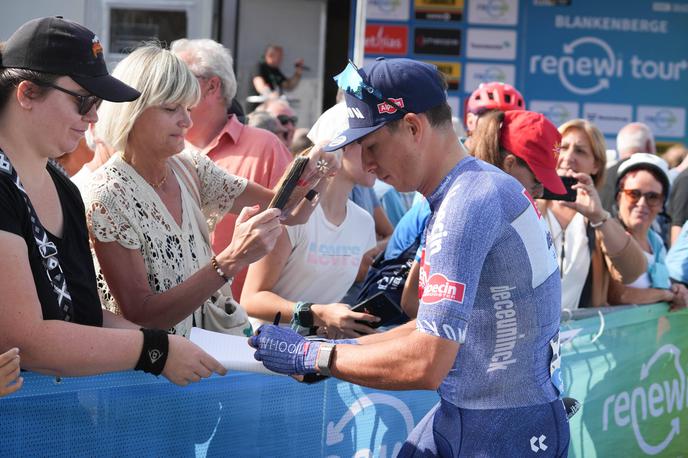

{"left": 170, "top": 38, "right": 237, "bottom": 106}
{"left": 95, "top": 44, "right": 200, "bottom": 153}
{"left": 616, "top": 122, "right": 656, "bottom": 155}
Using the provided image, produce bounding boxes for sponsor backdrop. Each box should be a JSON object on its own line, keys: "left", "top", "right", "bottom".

{"left": 2, "top": 304, "right": 687, "bottom": 456}
{"left": 351, "top": 0, "right": 688, "bottom": 144}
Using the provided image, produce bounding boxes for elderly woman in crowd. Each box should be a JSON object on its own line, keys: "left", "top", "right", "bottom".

{"left": 241, "top": 103, "right": 379, "bottom": 338}
{"left": 82, "top": 44, "right": 333, "bottom": 338}
{"left": 608, "top": 154, "right": 688, "bottom": 309}
{"left": 538, "top": 119, "right": 646, "bottom": 310}
{"left": 0, "top": 17, "right": 224, "bottom": 386}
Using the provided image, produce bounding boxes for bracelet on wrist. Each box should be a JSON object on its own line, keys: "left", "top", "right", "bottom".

{"left": 590, "top": 210, "right": 610, "bottom": 228}
{"left": 135, "top": 328, "right": 169, "bottom": 376}
{"left": 210, "top": 255, "right": 230, "bottom": 283}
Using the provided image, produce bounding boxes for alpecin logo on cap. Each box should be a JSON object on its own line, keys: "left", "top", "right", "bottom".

{"left": 91, "top": 36, "right": 103, "bottom": 58}
{"left": 377, "top": 97, "right": 404, "bottom": 114}
{"left": 422, "top": 273, "right": 465, "bottom": 305}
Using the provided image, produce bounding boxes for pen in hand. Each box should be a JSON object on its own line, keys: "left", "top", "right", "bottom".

{"left": 273, "top": 312, "right": 281, "bottom": 326}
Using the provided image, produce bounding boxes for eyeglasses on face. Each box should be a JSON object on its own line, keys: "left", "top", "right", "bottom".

{"left": 277, "top": 114, "right": 298, "bottom": 126}
{"left": 621, "top": 188, "right": 663, "bottom": 207}
{"left": 333, "top": 60, "right": 409, "bottom": 115}
{"left": 38, "top": 82, "right": 101, "bottom": 116}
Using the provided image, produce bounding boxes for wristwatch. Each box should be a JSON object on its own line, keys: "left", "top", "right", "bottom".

{"left": 316, "top": 343, "right": 336, "bottom": 376}
{"left": 293, "top": 301, "right": 315, "bottom": 328}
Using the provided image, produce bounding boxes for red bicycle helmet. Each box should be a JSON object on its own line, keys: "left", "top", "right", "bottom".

{"left": 464, "top": 82, "right": 525, "bottom": 127}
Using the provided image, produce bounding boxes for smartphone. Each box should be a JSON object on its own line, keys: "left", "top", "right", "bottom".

{"left": 268, "top": 156, "right": 309, "bottom": 210}
{"left": 351, "top": 292, "right": 404, "bottom": 328}
{"left": 541, "top": 176, "right": 578, "bottom": 202}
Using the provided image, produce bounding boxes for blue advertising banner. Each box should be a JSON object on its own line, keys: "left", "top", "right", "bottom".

{"left": 523, "top": 1, "right": 688, "bottom": 140}
{"left": 2, "top": 304, "right": 688, "bottom": 456}
{"left": 350, "top": 0, "right": 688, "bottom": 143}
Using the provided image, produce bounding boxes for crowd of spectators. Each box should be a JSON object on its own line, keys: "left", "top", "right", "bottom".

{"left": 1, "top": 16, "right": 687, "bottom": 398}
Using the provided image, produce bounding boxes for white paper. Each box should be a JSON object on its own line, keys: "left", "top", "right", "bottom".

{"left": 189, "top": 327, "right": 281, "bottom": 376}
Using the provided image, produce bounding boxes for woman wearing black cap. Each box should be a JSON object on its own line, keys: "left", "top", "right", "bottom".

{"left": 0, "top": 17, "right": 226, "bottom": 386}
{"left": 608, "top": 154, "right": 688, "bottom": 309}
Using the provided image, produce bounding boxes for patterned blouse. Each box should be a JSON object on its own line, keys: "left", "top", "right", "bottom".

{"left": 81, "top": 149, "right": 247, "bottom": 337}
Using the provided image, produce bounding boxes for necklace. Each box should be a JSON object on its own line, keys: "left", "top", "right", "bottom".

{"left": 120, "top": 153, "right": 168, "bottom": 189}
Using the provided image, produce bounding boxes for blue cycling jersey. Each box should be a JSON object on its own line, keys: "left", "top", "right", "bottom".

{"left": 416, "top": 157, "right": 563, "bottom": 410}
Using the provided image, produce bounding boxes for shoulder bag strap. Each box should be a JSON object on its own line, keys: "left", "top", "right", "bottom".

{"left": 0, "top": 150, "right": 73, "bottom": 321}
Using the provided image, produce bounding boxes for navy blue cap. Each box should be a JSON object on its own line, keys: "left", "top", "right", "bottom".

{"left": 324, "top": 58, "right": 447, "bottom": 152}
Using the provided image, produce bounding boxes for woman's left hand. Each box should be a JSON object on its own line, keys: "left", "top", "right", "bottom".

{"left": 559, "top": 171, "right": 607, "bottom": 223}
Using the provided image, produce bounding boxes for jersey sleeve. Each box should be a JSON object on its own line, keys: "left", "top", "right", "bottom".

{"left": 416, "top": 183, "right": 504, "bottom": 343}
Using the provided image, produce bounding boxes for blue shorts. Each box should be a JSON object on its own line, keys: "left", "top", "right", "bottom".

{"left": 398, "top": 399, "right": 570, "bottom": 457}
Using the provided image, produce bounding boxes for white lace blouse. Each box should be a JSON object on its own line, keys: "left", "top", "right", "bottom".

{"left": 81, "top": 150, "right": 247, "bottom": 337}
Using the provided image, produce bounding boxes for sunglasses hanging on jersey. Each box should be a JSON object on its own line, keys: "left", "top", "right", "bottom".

{"left": 333, "top": 60, "right": 409, "bottom": 115}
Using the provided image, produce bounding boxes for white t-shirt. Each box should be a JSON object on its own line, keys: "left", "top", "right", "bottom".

{"left": 274, "top": 200, "right": 376, "bottom": 304}
{"left": 545, "top": 211, "right": 591, "bottom": 311}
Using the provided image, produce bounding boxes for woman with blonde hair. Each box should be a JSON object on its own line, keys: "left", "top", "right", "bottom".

{"left": 539, "top": 119, "right": 646, "bottom": 310}
{"left": 82, "top": 44, "right": 333, "bottom": 338}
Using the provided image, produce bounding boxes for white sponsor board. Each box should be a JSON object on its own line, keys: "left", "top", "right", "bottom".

{"left": 468, "top": 0, "right": 519, "bottom": 25}
{"left": 466, "top": 28, "right": 517, "bottom": 60}
{"left": 529, "top": 100, "right": 580, "bottom": 126}
{"left": 366, "top": 0, "right": 410, "bottom": 21}
{"left": 447, "top": 95, "right": 461, "bottom": 122}
{"left": 583, "top": 103, "right": 633, "bottom": 135}
{"left": 637, "top": 105, "right": 686, "bottom": 138}
{"left": 463, "top": 63, "right": 516, "bottom": 92}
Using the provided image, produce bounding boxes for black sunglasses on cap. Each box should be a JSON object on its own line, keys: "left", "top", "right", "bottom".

{"left": 277, "top": 114, "right": 298, "bottom": 126}
{"left": 37, "top": 82, "right": 101, "bottom": 115}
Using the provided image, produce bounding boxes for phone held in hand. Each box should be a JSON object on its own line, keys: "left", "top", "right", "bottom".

{"left": 351, "top": 292, "right": 404, "bottom": 328}
{"left": 541, "top": 176, "right": 578, "bottom": 202}
{"left": 269, "top": 156, "right": 309, "bottom": 210}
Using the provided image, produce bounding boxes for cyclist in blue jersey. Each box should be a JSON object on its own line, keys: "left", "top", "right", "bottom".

{"left": 249, "top": 58, "right": 570, "bottom": 456}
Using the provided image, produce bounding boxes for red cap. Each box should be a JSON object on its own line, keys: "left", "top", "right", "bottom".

{"left": 500, "top": 111, "right": 566, "bottom": 195}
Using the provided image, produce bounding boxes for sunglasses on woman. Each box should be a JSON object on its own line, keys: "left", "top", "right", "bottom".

{"left": 621, "top": 188, "right": 663, "bottom": 207}
{"left": 38, "top": 82, "right": 101, "bottom": 115}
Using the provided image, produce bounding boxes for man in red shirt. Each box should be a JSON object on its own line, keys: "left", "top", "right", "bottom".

{"left": 172, "top": 38, "right": 292, "bottom": 299}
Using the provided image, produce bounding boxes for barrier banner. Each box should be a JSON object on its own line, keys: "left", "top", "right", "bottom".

{"left": 562, "top": 304, "right": 688, "bottom": 456}
{"left": 2, "top": 304, "right": 687, "bottom": 456}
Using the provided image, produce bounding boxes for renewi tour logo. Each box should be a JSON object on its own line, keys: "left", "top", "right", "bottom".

{"left": 646, "top": 109, "right": 678, "bottom": 132}
{"left": 478, "top": 0, "right": 510, "bottom": 18}
{"left": 476, "top": 66, "right": 507, "bottom": 83}
{"left": 542, "top": 104, "right": 573, "bottom": 126}
{"left": 369, "top": 0, "right": 402, "bottom": 12}
{"left": 529, "top": 36, "right": 688, "bottom": 95}
{"left": 602, "top": 344, "right": 686, "bottom": 455}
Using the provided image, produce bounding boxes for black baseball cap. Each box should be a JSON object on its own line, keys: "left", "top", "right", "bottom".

{"left": 1, "top": 16, "right": 140, "bottom": 102}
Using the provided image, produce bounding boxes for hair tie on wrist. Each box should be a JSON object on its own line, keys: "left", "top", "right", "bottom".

{"left": 135, "top": 328, "right": 169, "bottom": 376}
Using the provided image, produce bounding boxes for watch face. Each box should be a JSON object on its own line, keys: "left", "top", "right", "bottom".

{"left": 298, "top": 309, "right": 314, "bottom": 328}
